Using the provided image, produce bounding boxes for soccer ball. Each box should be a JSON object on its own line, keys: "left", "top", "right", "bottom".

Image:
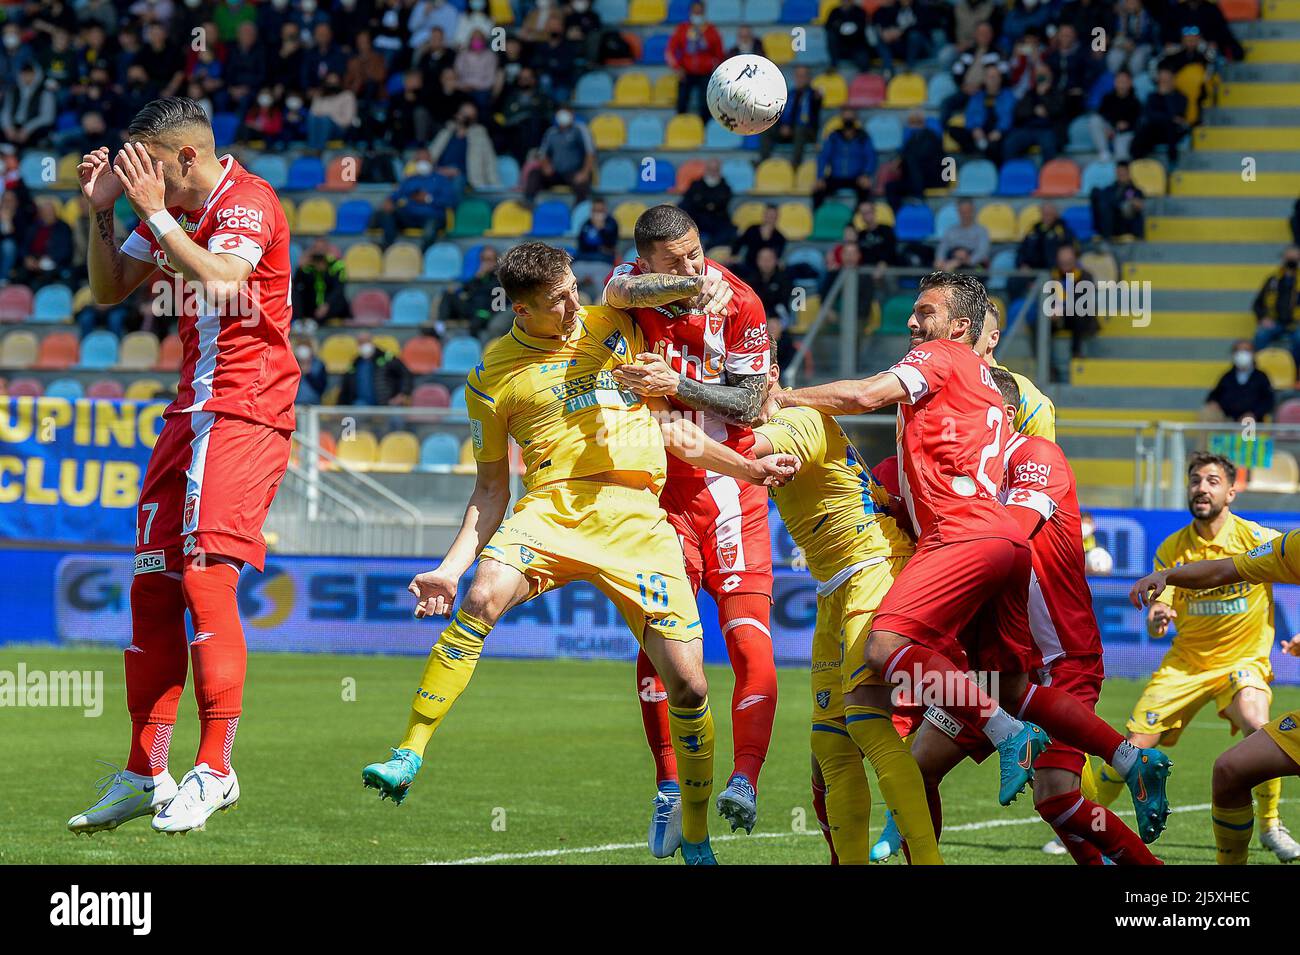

{"left": 706, "top": 54, "right": 788, "bottom": 135}
{"left": 1085, "top": 547, "right": 1114, "bottom": 576}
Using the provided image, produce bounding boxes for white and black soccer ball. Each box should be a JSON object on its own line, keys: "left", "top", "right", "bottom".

{"left": 706, "top": 54, "right": 788, "bottom": 135}
{"left": 1085, "top": 547, "right": 1114, "bottom": 576}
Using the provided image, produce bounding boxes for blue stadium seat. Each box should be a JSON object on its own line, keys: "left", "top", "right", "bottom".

{"left": 1066, "top": 115, "right": 1093, "bottom": 154}
{"left": 746, "top": 0, "right": 781, "bottom": 22}
{"left": 19, "top": 153, "right": 48, "bottom": 189}
{"left": 787, "top": 246, "right": 825, "bottom": 279}
{"left": 248, "top": 155, "right": 288, "bottom": 190}
{"left": 933, "top": 201, "right": 960, "bottom": 238}
{"left": 894, "top": 204, "right": 935, "bottom": 242}
{"left": 79, "top": 330, "right": 119, "bottom": 370}
{"left": 211, "top": 112, "right": 239, "bottom": 146}
{"left": 289, "top": 241, "right": 302, "bottom": 270}
{"left": 574, "top": 72, "right": 614, "bottom": 107}
{"left": 287, "top": 156, "right": 325, "bottom": 190}
{"left": 33, "top": 284, "right": 73, "bottom": 322}
{"left": 450, "top": 387, "right": 467, "bottom": 411}
{"left": 441, "top": 336, "right": 483, "bottom": 374}
{"left": 988, "top": 248, "right": 1017, "bottom": 292}
{"left": 334, "top": 199, "right": 372, "bottom": 235}
{"left": 953, "top": 159, "right": 997, "bottom": 196}
{"left": 391, "top": 288, "right": 431, "bottom": 326}
{"left": 627, "top": 114, "right": 666, "bottom": 149}
{"left": 926, "top": 71, "right": 958, "bottom": 108}
{"left": 802, "top": 30, "right": 829, "bottom": 62}
{"left": 668, "top": 0, "right": 694, "bottom": 20}
{"left": 866, "top": 114, "right": 903, "bottom": 152}
{"left": 532, "top": 200, "right": 571, "bottom": 237}
{"left": 721, "top": 157, "right": 755, "bottom": 193}
{"left": 569, "top": 199, "right": 593, "bottom": 236}
{"left": 711, "top": 0, "right": 743, "bottom": 19}
{"left": 706, "top": 124, "right": 744, "bottom": 149}
{"left": 461, "top": 243, "right": 486, "bottom": 280}
{"left": 780, "top": 0, "right": 817, "bottom": 21}
{"left": 599, "top": 158, "right": 637, "bottom": 192}
{"left": 1063, "top": 205, "right": 1094, "bottom": 241}
{"left": 996, "top": 159, "right": 1038, "bottom": 197}
{"left": 1081, "top": 160, "right": 1117, "bottom": 195}
{"left": 1086, "top": 71, "right": 1114, "bottom": 112}
{"left": 420, "top": 433, "right": 462, "bottom": 469}
{"left": 1133, "top": 72, "right": 1156, "bottom": 102}
{"left": 496, "top": 155, "right": 520, "bottom": 189}
{"left": 596, "top": 0, "right": 627, "bottom": 23}
{"left": 423, "top": 242, "right": 462, "bottom": 280}
{"left": 45, "top": 377, "right": 84, "bottom": 401}
{"left": 55, "top": 110, "right": 80, "bottom": 132}
{"left": 636, "top": 158, "right": 674, "bottom": 192}
{"left": 641, "top": 33, "right": 670, "bottom": 65}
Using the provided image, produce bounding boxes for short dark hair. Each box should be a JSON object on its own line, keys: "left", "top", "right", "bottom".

{"left": 634, "top": 204, "right": 698, "bottom": 257}
{"left": 127, "top": 97, "right": 212, "bottom": 140}
{"left": 989, "top": 366, "right": 1021, "bottom": 409}
{"left": 1188, "top": 451, "right": 1237, "bottom": 486}
{"left": 496, "top": 242, "right": 572, "bottom": 304}
{"left": 918, "top": 271, "right": 989, "bottom": 344}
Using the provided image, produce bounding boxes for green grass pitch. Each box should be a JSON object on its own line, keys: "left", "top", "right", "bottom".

{"left": 3, "top": 646, "right": 1297, "bottom": 864}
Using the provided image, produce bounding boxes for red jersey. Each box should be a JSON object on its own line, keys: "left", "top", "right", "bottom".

{"left": 1000, "top": 432, "right": 1102, "bottom": 664}
{"left": 122, "top": 154, "right": 297, "bottom": 431}
{"left": 603, "top": 258, "right": 769, "bottom": 481}
{"left": 887, "top": 338, "right": 1021, "bottom": 544}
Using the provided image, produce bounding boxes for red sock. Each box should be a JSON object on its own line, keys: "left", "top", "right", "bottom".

{"left": 183, "top": 559, "right": 246, "bottom": 775}
{"left": 811, "top": 775, "right": 839, "bottom": 865}
{"left": 635, "top": 649, "right": 677, "bottom": 785}
{"left": 882, "top": 643, "right": 1002, "bottom": 728}
{"left": 1014, "top": 684, "right": 1126, "bottom": 763}
{"left": 125, "top": 571, "right": 189, "bottom": 776}
{"left": 1050, "top": 825, "right": 1107, "bottom": 865}
{"left": 719, "top": 592, "right": 777, "bottom": 787}
{"left": 1037, "top": 791, "right": 1160, "bottom": 866}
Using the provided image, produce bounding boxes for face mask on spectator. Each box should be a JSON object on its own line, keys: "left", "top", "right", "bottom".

{"left": 691, "top": 14, "right": 704, "bottom": 24}
{"left": 470, "top": 36, "right": 487, "bottom": 50}
{"left": 556, "top": 110, "right": 574, "bottom": 127}
{"left": 1023, "top": 0, "right": 1038, "bottom": 7}
{"left": 271, "top": 0, "right": 289, "bottom": 8}
{"left": 341, "top": 0, "right": 357, "bottom": 7}
{"left": 358, "top": 342, "right": 376, "bottom": 359}
{"left": 414, "top": 160, "right": 434, "bottom": 175}
{"left": 295, "top": 345, "right": 312, "bottom": 362}
{"left": 573, "top": 0, "right": 590, "bottom": 10}
{"left": 184, "top": 0, "right": 201, "bottom": 8}
{"left": 286, "top": 96, "right": 303, "bottom": 110}
{"left": 2, "top": 34, "right": 19, "bottom": 50}
{"left": 1233, "top": 350, "right": 1254, "bottom": 371}
{"left": 302, "top": 0, "right": 317, "bottom": 12}
{"left": 258, "top": 93, "right": 274, "bottom": 107}
{"left": 704, "top": 173, "right": 721, "bottom": 186}
{"left": 470, "top": 0, "right": 486, "bottom": 9}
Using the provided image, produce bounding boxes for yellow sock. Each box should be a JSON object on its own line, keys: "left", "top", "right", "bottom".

{"left": 1212, "top": 802, "right": 1254, "bottom": 865}
{"left": 1254, "top": 776, "right": 1281, "bottom": 830}
{"left": 668, "top": 698, "right": 715, "bottom": 844}
{"left": 1086, "top": 757, "right": 1127, "bottom": 808}
{"left": 845, "top": 705, "right": 943, "bottom": 865}
{"left": 398, "top": 611, "right": 490, "bottom": 758}
{"left": 810, "top": 722, "right": 872, "bottom": 865}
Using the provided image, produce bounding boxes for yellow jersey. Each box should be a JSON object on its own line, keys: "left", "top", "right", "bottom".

{"left": 754, "top": 406, "right": 913, "bottom": 584}
{"left": 1233, "top": 529, "right": 1300, "bottom": 586}
{"left": 998, "top": 364, "right": 1056, "bottom": 440}
{"left": 464, "top": 306, "right": 667, "bottom": 493}
{"left": 1153, "top": 513, "right": 1280, "bottom": 670}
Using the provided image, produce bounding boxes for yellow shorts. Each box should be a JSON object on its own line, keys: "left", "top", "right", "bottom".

{"left": 1262, "top": 709, "right": 1300, "bottom": 772}
{"left": 1126, "top": 654, "right": 1273, "bottom": 744}
{"left": 811, "top": 556, "right": 905, "bottom": 722}
{"left": 482, "top": 479, "right": 701, "bottom": 643}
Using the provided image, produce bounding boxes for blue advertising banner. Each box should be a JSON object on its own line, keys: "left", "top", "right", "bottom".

{"left": 0, "top": 398, "right": 165, "bottom": 545}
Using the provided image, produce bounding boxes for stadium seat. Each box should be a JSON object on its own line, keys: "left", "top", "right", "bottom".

{"left": 866, "top": 114, "right": 903, "bottom": 152}
{"left": 320, "top": 333, "right": 360, "bottom": 373}
{"left": 423, "top": 242, "right": 462, "bottom": 280}
{"left": 1062, "top": 205, "right": 1094, "bottom": 241}
{"left": 953, "top": 159, "right": 997, "bottom": 196}
{"left": 486, "top": 200, "right": 532, "bottom": 237}
{"left": 420, "top": 432, "right": 462, "bottom": 469}
{"left": 997, "top": 159, "right": 1039, "bottom": 196}
{"left": 279, "top": 197, "right": 297, "bottom": 231}
{"left": 33, "top": 284, "right": 73, "bottom": 323}
{"left": 988, "top": 248, "right": 1018, "bottom": 291}
{"left": 1016, "top": 203, "right": 1042, "bottom": 238}
{"left": 813, "top": 73, "right": 848, "bottom": 109}
{"left": 885, "top": 74, "right": 927, "bottom": 108}
{"left": 719, "top": 157, "right": 755, "bottom": 193}
{"left": 761, "top": 30, "right": 796, "bottom": 64}
{"left": 0, "top": 285, "right": 34, "bottom": 322}
{"left": 450, "top": 387, "right": 468, "bottom": 411}
{"left": 391, "top": 289, "right": 431, "bottom": 327}
{"left": 1247, "top": 450, "right": 1299, "bottom": 493}
{"left": 55, "top": 154, "right": 80, "bottom": 187}
{"left": 933, "top": 201, "right": 960, "bottom": 238}
{"left": 19, "top": 153, "right": 48, "bottom": 190}
{"left": 58, "top": 197, "right": 82, "bottom": 228}
{"left": 787, "top": 246, "right": 826, "bottom": 279}
{"left": 811, "top": 201, "right": 853, "bottom": 241}
{"left": 86, "top": 378, "right": 125, "bottom": 399}
{"left": 705, "top": 123, "right": 744, "bottom": 149}
{"left": 1220, "top": 0, "right": 1259, "bottom": 19}
{"left": 373, "top": 334, "right": 402, "bottom": 358}
{"left": 894, "top": 203, "right": 935, "bottom": 241}
{"left": 489, "top": 0, "right": 515, "bottom": 21}
{"left": 1130, "top": 158, "right": 1167, "bottom": 196}
{"left": 711, "top": 0, "right": 743, "bottom": 18}
{"left": 1081, "top": 160, "right": 1117, "bottom": 195}
{"left": 287, "top": 156, "right": 325, "bottom": 190}
{"left": 627, "top": 113, "right": 666, "bottom": 150}
{"left": 881, "top": 294, "right": 915, "bottom": 334}
{"left": 665, "top": 114, "right": 705, "bottom": 150}
{"left": 575, "top": 71, "right": 614, "bottom": 107}
{"left": 376, "top": 431, "right": 420, "bottom": 473}
{"left": 926, "top": 71, "right": 958, "bottom": 108}
{"left": 441, "top": 336, "right": 483, "bottom": 374}
{"left": 780, "top": 0, "right": 818, "bottom": 21}
{"left": 334, "top": 199, "right": 372, "bottom": 235}
{"left": 1, "top": 330, "right": 38, "bottom": 368}
{"left": 1037, "top": 159, "right": 1082, "bottom": 198}
{"left": 295, "top": 198, "right": 337, "bottom": 235}
{"left": 350, "top": 289, "right": 392, "bottom": 325}
{"left": 599, "top": 158, "right": 637, "bottom": 193}
{"left": 211, "top": 112, "right": 239, "bottom": 146}
{"left": 335, "top": 430, "right": 379, "bottom": 469}
{"left": 1080, "top": 250, "right": 1118, "bottom": 282}
{"left": 754, "top": 158, "right": 795, "bottom": 195}
{"left": 628, "top": 0, "right": 666, "bottom": 22}
{"left": 1066, "top": 115, "right": 1093, "bottom": 154}
{"left": 496, "top": 155, "right": 520, "bottom": 189}
{"left": 978, "top": 202, "right": 1018, "bottom": 242}
{"left": 322, "top": 156, "right": 360, "bottom": 192}
{"left": 79, "top": 330, "right": 118, "bottom": 370}
{"left": 401, "top": 335, "right": 443, "bottom": 375}
{"left": 532, "top": 200, "right": 571, "bottom": 238}
{"left": 1276, "top": 398, "right": 1300, "bottom": 424}
{"left": 147, "top": 335, "right": 181, "bottom": 373}
{"left": 590, "top": 113, "right": 626, "bottom": 150}
{"left": 651, "top": 72, "right": 679, "bottom": 108}
{"left": 118, "top": 331, "right": 160, "bottom": 370}
{"left": 637, "top": 36, "right": 668, "bottom": 68}
{"left": 5, "top": 376, "right": 43, "bottom": 397}
{"left": 847, "top": 73, "right": 887, "bottom": 108}
{"left": 1256, "top": 348, "right": 1297, "bottom": 390}
{"left": 382, "top": 243, "right": 423, "bottom": 279}
{"left": 732, "top": 202, "right": 767, "bottom": 231}
{"left": 125, "top": 378, "right": 166, "bottom": 400}
{"left": 460, "top": 243, "right": 488, "bottom": 281}
{"left": 249, "top": 156, "right": 288, "bottom": 189}
{"left": 449, "top": 198, "right": 493, "bottom": 237}
{"left": 776, "top": 202, "right": 813, "bottom": 241}
{"left": 635, "top": 158, "right": 674, "bottom": 193}
{"left": 673, "top": 159, "right": 708, "bottom": 194}
{"left": 45, "top": 377, "right": 84, "bottom": 401}
{"left": 412, "top": 383, "right": 452, "bottom": 408}
{"left": 749, "top": 0, "right": 781, "bottom": 20}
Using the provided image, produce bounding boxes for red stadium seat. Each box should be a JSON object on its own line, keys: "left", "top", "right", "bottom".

{"left": 321, "top": 156, "right": 361, "bottom": 192}
{"left": 0, "top": 285, "right": 34, "bottom": 322}
{"left": 5, "top": 376, "right": 43, "bottom": 396}
{"left": 86, "top": 378, "right": 125, "bottom": 399}
{"left": 350, "top": 289, "right": 392, "bottom": 325}
{"left": 400, "top": 335, "right": 443, "bottom": 374}
{"left": 1276, "top": 398, "right": 1300, "bottom": 425}
{"left": 411, "top": 383, "right": 452, "bottom": 408}
{"left": 155, "top": 333, "right": 183, "bottom": 371}
{"left": 846, "top": 73, "right": 886, "bottom": 108}
{"left": 673, "top": 158, "right": 708, "bottom": 194}
{"left": 35, "top": 331, "right": 80, "bottom": 370}
{"left": 1220, "top": 0, "right": 1259, "bottom": 19}
{"left": 1036, "top": 159, "right": 1082, "bottom": 198}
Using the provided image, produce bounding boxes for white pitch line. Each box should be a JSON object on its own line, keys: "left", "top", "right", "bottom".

{"left": 427, "top": 798, "right": 1272, "bottom": 865}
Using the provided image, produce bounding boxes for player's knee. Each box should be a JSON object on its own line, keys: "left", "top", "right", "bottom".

{"left": 1211, "top": 751, "right": 1244, "bottom": 800}
{"left": 864, "top": 631, "right": 902, "bottom": 674}
{"left": 459, "top": 568, "right": 513, "bottom": 627}
{"left": 1031, "top": 769, "right": 1077, "bottom": 804}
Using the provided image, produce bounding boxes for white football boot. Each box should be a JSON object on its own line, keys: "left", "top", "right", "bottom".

{"left": 151, "top": 764, "right": 239, "bottom": 834}
{"left": 1261, "top": 823, "right": 1300, "bottom": 863}
{"left": 68, "top": 762, "right": 179, "bottom": 834}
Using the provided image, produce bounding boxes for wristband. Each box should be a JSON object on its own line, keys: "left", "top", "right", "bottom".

{"left": 146, "top": 210, "right": 180, "bottom": 240}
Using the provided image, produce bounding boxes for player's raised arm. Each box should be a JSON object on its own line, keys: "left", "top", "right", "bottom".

{"left": 770, "top": 368, "right": 909, "bottom": 416}
{"left": 1130, "top": 557, "right": 1243, "bottom": 609}
{"left": 81, "top": 146, "right": 157, "bottom": 304}
{"left": 604, "top": 269, "right": 709, "bottom": 309}
{"left": 658, "top": 409, "right": 798, "bottom": 486}
{"left": 613, "top": 351, "right": 769, "bottom": 426}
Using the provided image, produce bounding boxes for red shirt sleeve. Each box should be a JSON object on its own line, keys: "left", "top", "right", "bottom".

{"left": 724, "top": 278, "right": 770, "bottom": 376}
{"left": 889, "top": 339, "right": 956, "bottom": 404}
{"left": 207, "top": 181, "right": 277, "bottom": 269}
{"left": 1004, "top": 437, "right": 1068, "bottom": 532}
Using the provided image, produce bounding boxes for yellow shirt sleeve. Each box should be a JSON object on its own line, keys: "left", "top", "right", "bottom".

{"left": 465, "top": 375, "right": 509, "bottom": 463}
{"left": 755, "top": 407, "right": 825, "bottom": 463}
{"left": 1153, "top": 536, "right": 1177, "bottom": 608}
{"left": 1232, "top": 530, "right": 1300, "bottom": 586}
{"left": 1012, "top": 372, "right": 1056, "bottom": 440}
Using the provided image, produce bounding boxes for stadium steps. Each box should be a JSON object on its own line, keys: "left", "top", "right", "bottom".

{"left": 1084, "top": 337, "right": 1245, "bottom": 361}
{"left": 1095, "top": 313, "right": 1256, "bottom": 340}
{"left": 1124, "top": 243, "right": 1289, "bottom": 264}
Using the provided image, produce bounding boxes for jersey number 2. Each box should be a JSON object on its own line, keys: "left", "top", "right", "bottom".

{"left": 976, "top": 406, "right": 1003, "bottom": 498}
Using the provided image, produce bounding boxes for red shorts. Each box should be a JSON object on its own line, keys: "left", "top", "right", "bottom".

{"left": 873, "top": 536, "right": 1038, "bottom": 674}
{"left": 1031, "top": 654, "right": 1105, "bottom": 775}
{"left": 134, "top": 412, "right": 291, "bottom": 575}
{"left": 660, "top": 473, "right": 772, "bottom": 600}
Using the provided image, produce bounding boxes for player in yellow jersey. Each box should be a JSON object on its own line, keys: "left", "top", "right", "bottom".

{"left": 975, "top": 302, "right": 1056, "bottom": 439}
{"left": 359, "top": 244, "right": 793, "bottom": 865}
{"left": 1132, "top": 530, "right": 1300, "bottom": 863}
{"left": 1095, "top": 452, "right": 1300, "bottom": 862}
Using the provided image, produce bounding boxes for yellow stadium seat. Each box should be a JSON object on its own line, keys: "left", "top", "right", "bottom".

{"left": 886, "top": 74, "right": 927, "bottom": 108}
{"left": 118, "top": 331, "right": 160, "bottom": 371}
{"left": 614, "top": 201, "right": 649, "bottom": 238}
{"left": 320, "top": 333, "right": 359, "bottom": 374}
{"left": 795, "top": 294, "right": 822, "bottom": 332}
{"left": 335, "top": 430, "right": 379, "bottom": 470}
{"left": 652, "top": 73, "right": 679, "bottom": 108}
{"left": 296, "top": 198, "right": 336, "bottom": 235}
{"left": 373, "top": 334, "right": 401, "bottom": 356}
{"left": 488, "top": 0, "right": 514, "bottom": 22}
{"left": 732, "top": 201, "right": 768, "bottom": 231}
{"left": 1255, "top": 348, "right": 1297, "bottom": 390}
{"left": 376, "top": 431, "right": 420, "bottom": 472}
{"left": 795, "top": 159, "right": 817, "bottom": 193}
{"left": 1247, "top": 450, "right": 1299, "bottom": 493}
{"left": 383, "top": 242, "right": 422, "bottom": 279}
{"left": 486, "top": 200, "right": 532, "bottom": 237}
{"left": 978, "top": 202, "right": 1017, "bottom": 243}
{"left": 56, "top": 154, "right": 80, "bottom": 187}
{"left": 818, "top": 0, "right": 840, "bottom": 21}
{"left": 125, "top": 378, "right": 166, "bottom": 400}
{"left": 777, "top": 202, "right": 813, "bottom": 240}
{"left": 613, "top": 72, "right": 653, "bottom": 106}
{"left": 1174, "top": 63, "right": 1206, "bottom": 124}
{"left": 813, "top": 73, "right": 848, "bottom": 108}
{"left": 1080, "top": 251, "right": 1118, "bottom": 283}
{"left": 753, "top": 158, "right": 795, "bottom": 194}
{"left": 1016, "top": 204, "right": 1042, "bottom": 239}
{"left": 872, "top": 201, "right": 896, "bottom": 227}
{"left": 454, "top": 437, "right": 477, "bottom": 474}
{"left": 1, "top": 330, "right": 38, "bottom": 368}
{"left": 627, "top": 0, "right": 666, "bottom": 24}
{"left": 1130, "top": 158, "right": 1167, "bottom": 197}
{"left": 590, "top": 113, "right": 626, "bottom": 150}
{"left": 72, "top": 286, "right": 96, "bottom": 312}
{"left": 988, "top": 296, "right": 1006, "bottom": 322}
{"left": 60, "top": 196, "right": 82, "bottom": 227}
{"left": 665, "top": 114, "right": 705, "bottom": 150}
{"left": 762, "top": 31, "right": 796, "bottom": 64}
{"left": 280, "top": 197, "right": 297, "bottom": 231}
{"left": 343, "top": 242, "right": 383, "bottom": 280}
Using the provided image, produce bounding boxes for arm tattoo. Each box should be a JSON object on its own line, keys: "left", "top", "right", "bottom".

{"left": 94, "top": 209, "right": 124, "bottom": 285}
{"left": 606, "top": 272, "right": 703, "bottom": 308}
{"left": 676, "top": 371, "right": 767, "bottom": 426}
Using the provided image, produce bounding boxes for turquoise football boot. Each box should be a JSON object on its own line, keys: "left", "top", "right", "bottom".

{"left": 995, "top": 721, "right": 1049, "bottom": 806}
{"left": 870, "top": 809, "right": 902, "bottom": 862}
{"left": 361, "top": 748, "right": 422, "bottom": 806}
{"left": 1126, "top": 749, "right": 1173, "bottom": 844}
{"left": 681, "top": 837, "right": 719, "bottom": 865}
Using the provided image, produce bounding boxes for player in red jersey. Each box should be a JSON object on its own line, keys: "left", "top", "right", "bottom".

{"left": 766, "top": 272, "right": 1173, "bottom": 842}
{"left": 604, "top": 204, "right": 777, "bottom": 853}
{"left": 67, "top": 99, "right": 296, "bottom": 837}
